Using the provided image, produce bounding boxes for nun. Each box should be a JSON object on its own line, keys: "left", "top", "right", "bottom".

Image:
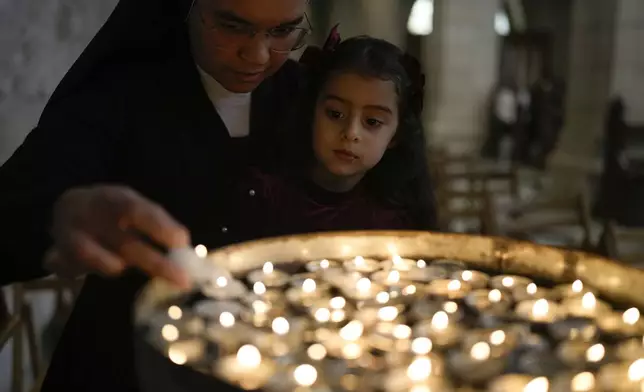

{"left": 0, "top": 0, "right": 310, "bottom": 390}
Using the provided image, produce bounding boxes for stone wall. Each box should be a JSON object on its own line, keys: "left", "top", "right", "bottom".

{"left": 0, "top": 0, "right": 118, "bottom": 164}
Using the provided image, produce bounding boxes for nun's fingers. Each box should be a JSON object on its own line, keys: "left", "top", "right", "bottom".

{"left": 46, "top": 230, "right": 126, "bottom": 279}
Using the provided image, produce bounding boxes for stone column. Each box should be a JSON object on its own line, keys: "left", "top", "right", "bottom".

{"left": 423, "top": 0, "right": 501, "bottom": 153}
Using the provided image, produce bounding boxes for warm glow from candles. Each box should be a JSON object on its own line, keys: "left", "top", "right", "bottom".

{"left": 331, "top": 310, "right": 346, "bottom": 322}
{"left": 342, "top": 342, "right": 362, "bottom": 359}
{"left": 585, "top": 344, "right": 605, "bottom": 363}
{"left": 320, "top": 259, "right": 330, "bottom": 269}
{"left": 168, "top": 306, "right": 182, "bottom": 320}
{"left": 236, "top": 345, "right": 261, "bottom": 368}
{"left": 502, "top": 277, "right": 515, "bottom": 288}
{"left": 356, "top": 278, "right": 372, "bottom": 292}
{"left": 252, "top": 300, "right": 269, "bottom": 314}
{"left": 378, "top": 306, "right": 399, "bottom": 322}
{"left": 262, "top": 262, "right": 274, "bottom": 274}
{"left": 447, "top": 280, "right": 462, "bottom": 291}
{"left": 524, "top": 377, "right": 549, "bottom": 392}
{"left": 407, "top": 357, "right": 432, "bottom": 381}
{"left": 314, "top": 308, "right": 330, "bottom": 322}
{"left": 392, "top": 255, "right": 403, "bottom": 267}
{"left": 330, "top": 296, "right": 346, "bottom": 309}
{"left": 412, "top": 337, "right": 433, "bottom": 355}
{"left": 532, "top": 299, "right": 550, "bottom": 318}
{"left": 462, "top": 270, "right": 473, "bottom": 281}
{"left": 527, "top": 283, "right": 537, "bottom": 295}
{"left": 490, "top": 330, "right": 506, "bottom": 346}
{"left": 393, "top": 324, "right": 412, "bottom": 339}
{"left": 307, "top": 343, "right": 327, "bottom": 360}
{"left": 387, "top": 270, "right": 401, "bottom": 284}
{"left": 302, "top": 279, "right": 317, "bottom": 293}
{"left": 403, "top": 285, "right": 417, "bottom": 295}
{"left": 417, "top": 259, "right": 427, "bottom": 268}
{"left": 253, "top": 282, "right": 266, "bottom": 295}
{"left": 470, "top": 342, "right": 491, "bottom": 361}
{"left": 628, "top": 358, "right": 644, "bottom": 381}
{"left": 572, "top": 280, "right": 584, "bottom": 293}
{"left": 571, "top": 372, "right": 595, "bottom": 391}
{"left": 431, "top": 311, "right": 449, "bottom": 330}
{"left": 293, "top": 364, "right": 317, "bottom": 386}
{"left": 162, "top": 324, "right": 179, "bottom": 342}
{"left": 354, "top": 256, "right": 365, "bottom": 266}
{"left": 272, "top": 317, "right": 290, "bottom": 335}
{"left": 194, "top": 244, "right": 208, "bottom": 258}
{"left": 216, "top": 276, "right": 228, "bottom": 288}
{"left": 168, "top": 346, "right": 188, "bottom": 365}
{"left": 340, "top": 320, "right": 364, "bottom": 341}
{"left": 623, "top": 308, "right": 640, "bottom": 325}
{"left": 444, "top": 301, "right": 459, "bottom": 313}
{"left": 219, "top": 312, "right": 235, "bottom": 328}
{"left": 489, "top": 289, "right": 502, "bottom": 303}
{"left": 376, "top": 291, "right": 390, "bottom": 304}
{"left": 581, "top": 292, "right": 596, "bottom": 310}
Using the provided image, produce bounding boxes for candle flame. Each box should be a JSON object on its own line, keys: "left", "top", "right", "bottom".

{"left": 444, "top": 301, "right": 459, "bottom": 313}
{"left": 532, "top": 299, "right": 550, "bottom": 318}
{"left": 470, "top": 342, "right": 491, "bottom": 361}
{"left": 340, "top": 320, "right": 364, "bottom": 341}
{"left": 236, "top": 345, "right": 261, "bottom": 368}
{"left": 330, "top": 296, "right": 346, "bottom": 309}
{"left": 585, "top": 343, "right": 605, "bottom": 363}
{"left": 314, "top": 308, "right": 330, "bottom": 323}
{"left": 168, "top": 346, "right": 188, "bottom": 365}
{"left": 392, "top": 255, "right": 403, "bottom": 266}
{"left": 526, "top": 283, "right": 537, "bottom": 295}
{"left": 168, "top": 306, "right": 183, "bottom": 320}
{"left": 307, "top": 344, "right": 327, "bottom": 361}
{"left": 161, "top": 324, "right": 180, "bottom": 342}
{"left": 417, "top": 259, "right": 427, "bottom": 268}
{"left": 194, "top": 244, "right": 208, "bottom": 258}
{"left": 302, "top": 279, "right": 317, "bottom": 293}
{"left": 320, "top": 259, "right": 330, "bottom": 269}
{"left": 272, "top": 317, "right": 290, "bottom": 335}
{"left": 252, "top": 300, "right": 269, "bottom": 314}
{"left": 216, "top": 276, "right": 228, "bottom": 288}
{"left": 447, "top": 280, "right": 462, "bottom": 291}
{"left": 411, "top": 337, "right": 433, "bottom": 355}
{"left": 376, "top": 291, "right": 390, "bottom": 304}
{"left": 462, "top": 270, "right": 473, "bottom": 281}
{"left": 378, "top": 306, "right": 399, "bottom": 322}
{"left": 572, "top": 279, "right": 584, "bottom": 293}
{"left": 356, "top": 277, "right": 372, "bottom": 292}
{"left": 387, "top": 270, "right": 401, "bottom": 284}
{"left": 488, "top": 289, "right": 503, "bottom": 303}
{"left": 490, "top": 330, "right": 506, "bottom": 346}
{"left": 523, "top": 377, "right": 549, "bottom": 392}
{"left": 623, "top": 308, "right": 641, "bottom": 325}
{"left": 219, "top": 312, "right": 235, "bottom": 328}
{"left": 403, "top": 285, "right": 417, "bottom": 295}
{"left": 293, "top": 364, "right": 317, "bottom": 387}
{"left": 342, "top": 342, "right": 362, "bottom": 359}
{"left": 581, "top": 292, "right": 596, "bottom": 310}
{"left": 431, "top": 311, "right": 449, "bottom": 330}
{"left": 502, "top": 276, "right": 515, "bottom": 288}
{"left": 393, "top": 324, "right": 412, "bottom": 339}
{"left": 262, "top": 262, "right": 274, "bottom": 274}
{"left": 331, "top": 309, "right": 346, "bottom": 322}
{"left": 571, "top": 372, "right": 595, "bottom": 391}
{"left": 407, "top": 357, "right": 432, "bottom": 381}
{"left": 628, "top": 358, "right": 644, "bottom": 381}
{"left": 253, "top": 282, "right": 266, "bottom": 295}
{"left": 354, "top": 256, "right": 365, "bottom": 266}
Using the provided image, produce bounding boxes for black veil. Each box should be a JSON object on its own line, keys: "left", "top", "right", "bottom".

{"left": 44, "top": 0, "right": 194, "bottom": 110}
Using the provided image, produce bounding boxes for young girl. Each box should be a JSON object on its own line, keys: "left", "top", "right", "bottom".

{"left": 228, "top": 33, "right": 437, "bottom": 242}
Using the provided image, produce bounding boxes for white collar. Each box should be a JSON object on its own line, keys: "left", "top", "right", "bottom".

{"left": 196, "top": 65, "right": 251, "bottom": 105}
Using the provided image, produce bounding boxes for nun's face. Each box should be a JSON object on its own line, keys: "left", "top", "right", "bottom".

{"left": 189, "top": 0, "right": 308, "bottom": 93}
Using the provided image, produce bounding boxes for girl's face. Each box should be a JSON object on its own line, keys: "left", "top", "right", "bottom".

{"left": 312, "top": 72, "right": 399, "bottom": 183}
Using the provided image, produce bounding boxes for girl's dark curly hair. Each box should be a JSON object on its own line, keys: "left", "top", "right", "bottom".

{"left": 288, "top": 36, "right": 437, "bottom": 230}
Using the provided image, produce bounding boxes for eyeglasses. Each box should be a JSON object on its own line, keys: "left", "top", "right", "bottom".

{"left": 197, "top": 4, "right": 312, "bottom": 54}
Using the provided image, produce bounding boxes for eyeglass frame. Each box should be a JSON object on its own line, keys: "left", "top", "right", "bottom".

{"left": 187, "top": 0, "right": 314, "bottom": 54}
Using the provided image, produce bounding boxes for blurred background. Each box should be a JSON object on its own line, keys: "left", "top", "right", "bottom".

{"left": 1, "top": 0, "right": 643, "bottom": 391}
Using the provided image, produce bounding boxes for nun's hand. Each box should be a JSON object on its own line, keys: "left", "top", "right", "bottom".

{"left": 45, "top": 185, "right": 191, "bottom": 288}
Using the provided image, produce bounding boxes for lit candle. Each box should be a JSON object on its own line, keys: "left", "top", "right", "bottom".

{"left": 513, "top": 283, "right": 552, "bottom": 302}
{"left": 167, "top": 339, "right": 206, "bottom": 365}
{"left": 342, "top": 277, "right": 383, "bottom": 300}
{"left": 381, "top": 255, "right": 417, "bottom": 271}
{"left": 551, "top": 371, "right": 597, "bottom": 392}
{"left": 516, "top": 298, "right": 562, "bottom": 324}
{"left": 490, "top": 275, "right": 533, "bottom": 291}
{"left": 598, "top": 358, "right": 644, "bottom": 391}
{"left": 343, "top": 256, "right": 380, "bottom": 273}
{"left": 561, "top": 292, "right": 610, "bottom": 319}
{"left": 461, "top": 328, "right": 519, "bottom": 357}
{"left": 489, "top": 375, "right": 550, "bottom": 392}
{"left": 247, "top": 262, "right": 289, "bottom": 288}
{"left": 193, "top": 300, "right": 244, "bottom": 320}
{"left": 383, "top": 355, "right": 452, "bottom": 392}
{"left": 597, "top": 307, "right": 644, "bottom": 340}
{"left": 447, "top": 340, "right": 506, "bottom": 384}
{"left": 306, "top": 258, "right": 339, "bottom": 272}
{"left": 410, "top": 300, "right": 465, "bottom": 324}
{"left": 285, "top": 278, "right": 329, "bottom": 306}
{"left": 465, "top": 289, "right": 512, "bottom": 314}
{"left": 426, "top": 279, "right": 472, "bottom": 300}
{"left": 451, "top": 269, "right": 490, "bottom": 289}
{"left": 414, "top": 310, "right": 464, "bottom": 348}
{"left": 555, "top": 280, "right": 596, "bottom": 300}
{"left": 201, "top": 276, "right": 248, "bottom": 300}
{"left": 557, "top": 341, "right": 607, "bottom": 370}
{"left": 215, "top": 344, "right": 276, "bottom": 390}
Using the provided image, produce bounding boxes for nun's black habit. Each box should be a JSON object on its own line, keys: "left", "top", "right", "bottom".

{"left": 0, "top": 0, "right": 303, "bottom": 390}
